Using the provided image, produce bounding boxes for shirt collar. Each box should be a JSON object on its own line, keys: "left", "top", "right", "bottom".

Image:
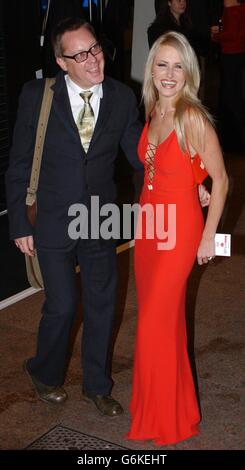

{"left": 65, "top": 75, "right": 103, "bottom": 99}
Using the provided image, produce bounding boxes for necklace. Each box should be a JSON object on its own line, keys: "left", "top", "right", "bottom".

{"left": 160, "top": 108, "right": 175, "bottom": 119}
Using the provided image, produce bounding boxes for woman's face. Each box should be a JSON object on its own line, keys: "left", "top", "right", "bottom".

{"left": 168, "top": 0, "right": 187, "bottom": 19}
{"left": 152, "top": 44, "right": 186, "bottom": 100}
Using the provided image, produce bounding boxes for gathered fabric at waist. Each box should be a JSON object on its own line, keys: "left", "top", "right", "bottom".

{"left": 140, "top": 183, "right": 198, "bottom": 203}
{"left": 142, "top": 183, "right": 197, "bottom": 193}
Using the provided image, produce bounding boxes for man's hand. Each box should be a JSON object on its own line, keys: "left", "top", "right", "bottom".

{"left": 15, "top": 236, "right": 34, "bottom": 256}
{"left": 198, "top": 184, "right": 210, "bottom": 208}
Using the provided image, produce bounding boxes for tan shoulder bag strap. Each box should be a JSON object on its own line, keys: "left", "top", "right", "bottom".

{"left": 26, "top": 77, "right": 55, "bottom": 207}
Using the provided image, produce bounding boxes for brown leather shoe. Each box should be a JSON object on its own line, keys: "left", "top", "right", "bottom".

{"left": 83, "top": 393, "right": 123, "bottom": 417}
{"left": 23, "top": 360, "right": 68, "bottom": 405}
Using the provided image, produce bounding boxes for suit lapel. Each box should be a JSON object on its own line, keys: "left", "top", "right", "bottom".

{"left": 51, "top": 73, "right": 115, "bottom": 156}
{"left": 88, "top": 78, "right": 115, "bottom": 152}
{"left": 52, "top": 72, "right": 81, "bottom": 140}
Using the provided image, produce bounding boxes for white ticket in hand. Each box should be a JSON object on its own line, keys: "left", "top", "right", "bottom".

{"left": 215, "top": 233, "right": 231, "bottom": 256}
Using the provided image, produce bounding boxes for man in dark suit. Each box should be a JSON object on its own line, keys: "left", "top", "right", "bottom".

{"left": 5, "top": 17, "right": 142, "bottom": 416}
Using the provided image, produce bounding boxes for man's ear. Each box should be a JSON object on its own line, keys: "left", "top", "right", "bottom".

{"left": 56, "top": 56, "right": 67, "bottom": 72}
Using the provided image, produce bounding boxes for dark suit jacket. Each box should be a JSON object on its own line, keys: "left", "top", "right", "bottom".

{"left": 5, "top": 71, "right": 143, "bottom": 250}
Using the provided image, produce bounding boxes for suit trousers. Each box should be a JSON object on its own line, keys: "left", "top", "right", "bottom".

{"left": 28, "top": 238, "right": 117, "bottom": 395}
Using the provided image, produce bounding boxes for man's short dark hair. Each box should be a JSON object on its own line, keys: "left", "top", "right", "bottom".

{"left": 52, "top": 17, "right": 97, "bottom": 57}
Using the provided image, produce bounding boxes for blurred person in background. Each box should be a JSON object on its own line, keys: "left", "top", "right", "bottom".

{"left": 211, "top": 0, "right": 245, "bottom": 152}
{"left": 148, "top": 0, "right": 192, "bottom": 49}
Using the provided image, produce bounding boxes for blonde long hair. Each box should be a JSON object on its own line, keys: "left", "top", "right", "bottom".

{"left": 143, "top": 31, "right": 213, "bottom": 152}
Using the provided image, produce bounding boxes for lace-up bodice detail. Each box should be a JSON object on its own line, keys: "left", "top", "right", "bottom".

{"left": 138, "top": 123, "right": 200, "bottom": 194}
{"left": 145, "top": 142, "right": 157, "bottom": 190}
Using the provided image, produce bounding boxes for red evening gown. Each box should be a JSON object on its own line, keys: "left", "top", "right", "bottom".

{"left": 126, "top": 123, "right": 204, "bottom": 446}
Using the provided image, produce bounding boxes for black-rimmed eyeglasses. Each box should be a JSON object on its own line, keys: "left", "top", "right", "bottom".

{"left": 62, "top": 42, "right": 102, "bottom": 63}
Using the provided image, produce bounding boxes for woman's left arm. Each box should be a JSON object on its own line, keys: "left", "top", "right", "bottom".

{"left": 195, "top": 122, "right": 229, "bottom": 265}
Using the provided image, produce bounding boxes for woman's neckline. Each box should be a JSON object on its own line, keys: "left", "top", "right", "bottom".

{"left": 147, "top": 122, "right": 175, "bottom": 148}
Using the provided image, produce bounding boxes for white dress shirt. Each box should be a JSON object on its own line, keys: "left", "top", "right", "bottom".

{"left": 65, "top": 74, "right": 103, "bottom": 124}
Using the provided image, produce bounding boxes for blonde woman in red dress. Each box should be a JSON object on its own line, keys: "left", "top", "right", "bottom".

{"left": 126, "top": 31, "right": 228, "bottom": 446}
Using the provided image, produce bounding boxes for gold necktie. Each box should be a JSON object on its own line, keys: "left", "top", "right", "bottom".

{"left": 77, "top": 91, "right": 95, "bottom": 153}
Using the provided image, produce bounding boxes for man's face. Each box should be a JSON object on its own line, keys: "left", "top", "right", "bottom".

{"left": 56, "top": 26, "right": 105, "bottom": 89}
